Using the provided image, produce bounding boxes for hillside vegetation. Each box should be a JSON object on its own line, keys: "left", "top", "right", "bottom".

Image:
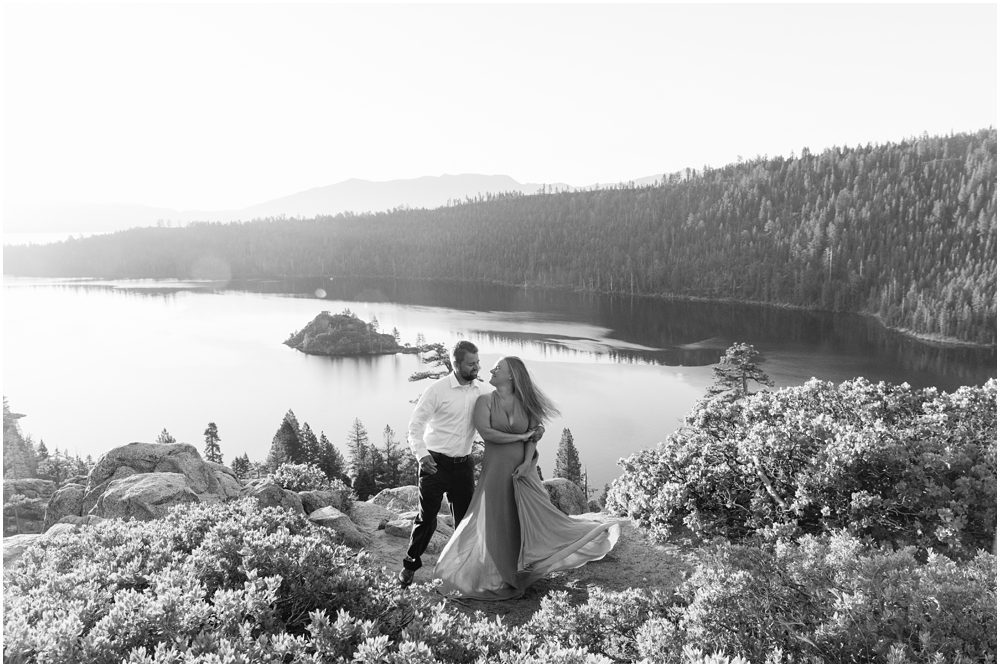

{"left": 4, "top": 129, "right": 996, "bottom": 344}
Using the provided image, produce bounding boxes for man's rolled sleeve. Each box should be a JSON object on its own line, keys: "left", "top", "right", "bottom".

{"left": 407, "top": 385, "right": 437, "bottom": 461}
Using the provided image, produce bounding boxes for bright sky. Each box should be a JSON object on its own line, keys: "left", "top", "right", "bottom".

{"left": 3, "top": 2, "right": 996, "bottom": 212}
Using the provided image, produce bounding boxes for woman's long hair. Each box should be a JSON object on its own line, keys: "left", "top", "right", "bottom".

{"left": 504, "top": 356, "right": 561, "bottom": 424}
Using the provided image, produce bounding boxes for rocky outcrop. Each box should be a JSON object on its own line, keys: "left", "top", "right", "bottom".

{"left": 284, "top": 311, "right": 420, "bottom": 357}
{"left": 91, "top": 473, "right": 200, "bottom": 521}
{"left": 349, "top": 502, "right": 399, "bottom": 533}
{"left": 543, "top": 478, "right": 589, "bottom": 515}
{"left": 83, "top": 442, "right": 230, "bottom": 514}
{"left": 299, "top": 488, "right": 351, "bottom": 514}
{"left": 369, "top": 485, "right": 420, "bottom": 512}
{"left": 310, "top": 507, "right": 369, "bottom": 548}
{"left": 43, "top": 483, "right": 86, "bottom": 530}
{"left": 240, "top": 480, "right": 305, "bottom": 516}
{"left": 206, "top": 462, "right": 242, "bottom": 501}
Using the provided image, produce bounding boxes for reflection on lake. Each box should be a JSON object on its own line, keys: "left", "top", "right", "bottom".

{"left": 3, "top": 276, "right": 995, "bottom": 492}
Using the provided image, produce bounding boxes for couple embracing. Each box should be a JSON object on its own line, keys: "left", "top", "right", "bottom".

{"left": 399, "top": 340, "right": 620, "bottom": 600}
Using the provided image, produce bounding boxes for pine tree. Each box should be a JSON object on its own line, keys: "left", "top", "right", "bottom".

{"left": 300, "top": 422, "right": 320, "bottom": 467}
{"left": 346, "top": 418, "right": 378, "bottom": 499}
{"left": 35, "top": 439, "right": 49, "bottom": 461}
{"left": 230, "top": 453, "right": 252, "bottom": 480}
{"left": 203, "top": 422, "right": 223, "bottom": 464}
{"left": 268, "top": 410, "right": 303, "bottom": 469}
{"left": 707, "top": 342, "right": 774, "bottom": 398}
{"left": 156, "top": 428, "right": 176, "bottom": 444}
{"left": 318, "top": 432, "right": 348, "bottom": 484}
{"left": 379, "top": 425, "right": 405, "bottom": 489}
{"left": 554, "top": 428, "right": 583, "bottom": 487}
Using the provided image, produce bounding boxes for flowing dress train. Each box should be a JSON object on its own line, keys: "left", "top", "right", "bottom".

{"left": 433, "top": 392, "right": 620, "bottom": 600}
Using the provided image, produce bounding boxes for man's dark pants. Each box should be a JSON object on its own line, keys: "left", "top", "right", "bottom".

{"left": 403, "top": 451, "right": 475, "bottom": 571}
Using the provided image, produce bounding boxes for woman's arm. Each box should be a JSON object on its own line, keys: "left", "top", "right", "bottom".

{"left": 513, "top": 418, "right": 541, "bottom": 479}
{"left": 473, "top": 395, "right": 535, "bottom": 444}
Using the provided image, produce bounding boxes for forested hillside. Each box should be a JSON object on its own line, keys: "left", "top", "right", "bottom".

{"left": 5, "top": 130, "right": 996, "bottom": 344}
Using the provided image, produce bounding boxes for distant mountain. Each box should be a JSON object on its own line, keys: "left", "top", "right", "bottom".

{"left": 4, "top": 173, "right": 596, "bottom": 233}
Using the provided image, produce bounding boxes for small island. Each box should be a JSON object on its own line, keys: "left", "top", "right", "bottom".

{"left": 284, "top": 310, "right": 419, "bottom": 357}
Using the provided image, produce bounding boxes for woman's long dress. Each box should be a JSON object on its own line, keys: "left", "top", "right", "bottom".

{"left": 433, "top": 392, "right": 620, "bottom": 600}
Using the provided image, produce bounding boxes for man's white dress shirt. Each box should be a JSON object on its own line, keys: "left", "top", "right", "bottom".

{"left": 408, "top": 372, "right": 491, "bottom": 461}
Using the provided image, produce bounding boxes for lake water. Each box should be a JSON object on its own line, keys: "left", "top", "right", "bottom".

{"left": 3, "top": 275, "right": 995, "bottom": 492}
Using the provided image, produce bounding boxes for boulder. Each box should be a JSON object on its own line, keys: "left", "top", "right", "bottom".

{"left": 398, "top": 510, "right": 454, "bottom": 528}
{"left": 299, "top": 488, "right": 351, "bottom": 514}
{"left": 543, "top": 478, "right": 589, "bottom": 515}
{"left": 3, "top": 533, "right": 42, "bottom": 570}
{"left": 240, "top": 481, "right": 304, "bottom": 516}
{"left": 349, "top": 502, "right": 398, "bottom": 533}
{"left": 64, "top": 475, "right": 89, "bottom": 487}
{"left": 3, "top": 478, "right": 56, "bottom": 502}
{"left": 205, "top": 462, "right": 242, "bottom": 499}
{"left": 369, "top": 486, "right": 420, "bottom": 513}
{"left": 83, "top": 442, "right": 223, "bottom": 513}
{"left": 91, "top": 472, "right": 199, "bottom": 521}
{"left": 309, "top": 507, "right": 368, "bottom": 548}
{"left": 384, "top": 517, "right": 453, "bottom": 554}
{"left": 384, "top": 519, "right": 412, "bottom": 539}
{"left": 43, "top": 483, "right": 86, "bottom": 530}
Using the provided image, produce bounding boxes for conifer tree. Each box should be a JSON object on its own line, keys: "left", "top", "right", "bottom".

{"left": 156, "top": 428, "right": 176, "bottom": 444}
{"left": 379, "top": 425, "right": 405, "bottom": 489}
{"left": 554, "top": 428, "right": 583, "bottom": 487}
{"left": 318, "top": 432, "right": 349, "bottom": 484}
{"left": 300, "top": 422, "right": 320, "bottom": 467}
{"left": 230, "top": 453, "right": 252, "bottom": 480}
{"left": 203, "top": 422, "right": 223, "bottom": 464}
{"left": 268, "top": 410, "right": 304, "bottom": 468}
{"left": 707, "top": 342, "right": 774, "bottom": 398}
{"left": 346, "top": 418, "right": 378, "bottom": 499}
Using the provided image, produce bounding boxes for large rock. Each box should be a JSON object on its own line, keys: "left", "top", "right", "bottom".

{"left": 43, "top": 483, "right": 86, "bottom": 530}
{"left": 91, "top": 472, "right": 199, "bottom": 521}
{"left": 349, "top": 502, "right": 398, "bottom": 533}
{"left": 309, "top": 507, "right": 368, "bottom": 548}
{"left": 543, "top": 478, "right": 589, "bottom": 515}
{"left": 240, "top": 481, "right": 304, "bottom": 516}
{"left": 384, "top": 518, "right": 454, "bottom": 554}
{"left": 83, "top": 442, "right": 224, "bottom": 513}
{"left": 205, "top": 462, "right": 242, "bottom": 500}
{"left": 3, "top": 478, "right": 56, "bottom": 502}
{"left": 369, "top": 486, "right": 420, "bottom": 513}
{"left": 299, "top": 488, "right": 351, "bottom": 514}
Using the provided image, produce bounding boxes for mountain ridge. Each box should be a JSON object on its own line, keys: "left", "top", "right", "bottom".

{"left": 4, "top": 173, "right": 664, "bottom": 234}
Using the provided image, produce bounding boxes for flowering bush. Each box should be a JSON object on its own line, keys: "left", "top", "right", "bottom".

{"left": 608, "top": 378, "right": 997, "bottom": 559}
{"left": 3, "top": 500, "right": 994, "bottom": 663}
{"left": 267, "top": 462, "right": 335, "bottom": 492}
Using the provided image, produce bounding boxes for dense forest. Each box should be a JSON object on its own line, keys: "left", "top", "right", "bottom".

{"left": 5, "top": 129, "right": 996, "bottom": 344}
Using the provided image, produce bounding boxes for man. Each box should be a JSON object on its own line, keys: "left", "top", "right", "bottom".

{"left": 398, "top": 340, "right": 487, "bottom": 587}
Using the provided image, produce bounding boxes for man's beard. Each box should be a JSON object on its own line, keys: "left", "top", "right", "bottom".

{"left": 460, "top": 368, "right": 478, "bottom": 381}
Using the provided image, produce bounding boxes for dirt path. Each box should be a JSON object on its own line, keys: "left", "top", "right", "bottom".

{"left": 362, "top": 514, "right": 693, "bottom": 627}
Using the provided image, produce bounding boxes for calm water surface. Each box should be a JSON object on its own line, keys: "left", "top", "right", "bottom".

{"left": 3, "top": 276, "right": 995, "bottom": 492}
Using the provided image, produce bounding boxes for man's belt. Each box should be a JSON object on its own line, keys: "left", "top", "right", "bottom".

{"left": 430, "top": 450, "right": 470, "bottom": 464}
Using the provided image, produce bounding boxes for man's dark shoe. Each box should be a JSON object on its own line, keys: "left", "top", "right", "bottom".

{"left": 397, "top": 567, "right": 414, "bottom": 588}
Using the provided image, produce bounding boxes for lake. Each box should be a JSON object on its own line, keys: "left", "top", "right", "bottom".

{"left": 3, "top": 275, "right": 995, "bottom": 492}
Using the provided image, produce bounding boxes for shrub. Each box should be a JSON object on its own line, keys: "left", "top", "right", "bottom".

{"left": 607, "top": 378, "right": 997, "bottom": 559}
{"left": 5, "top": 500, "right": 994, "bottom": 663}
{"left": 267, "top": 462, "right": 331, "bottom": 492}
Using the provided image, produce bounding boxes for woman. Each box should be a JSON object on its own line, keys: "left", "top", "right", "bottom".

{"left": 433, "top": 356, "right": 620, "bottom": 600}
